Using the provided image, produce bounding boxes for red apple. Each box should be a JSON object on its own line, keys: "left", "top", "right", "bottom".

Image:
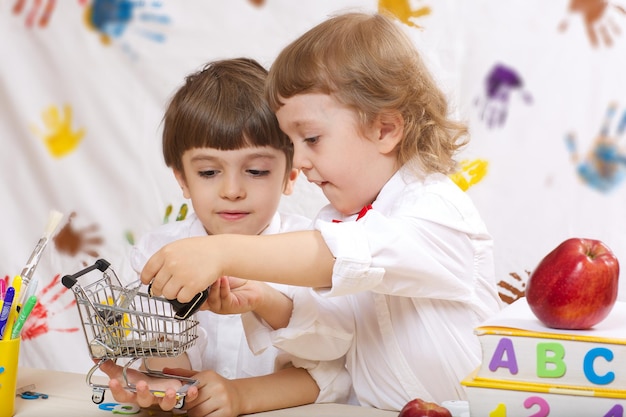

{"left": 526, "top": 238, "right": 620, "bottom": 330}
{"left": 398, "top": 398, "right": 452, "bottom": 417}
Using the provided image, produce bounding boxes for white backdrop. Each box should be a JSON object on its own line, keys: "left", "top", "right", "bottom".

{"left": 1, "top": 0, "right": 625, "bottom": 374}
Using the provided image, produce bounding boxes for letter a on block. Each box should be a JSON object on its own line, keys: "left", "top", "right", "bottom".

{"left": 489, "top": 337, "right": 519, "bottom": 374}
{"left": 537, "top": 342, "right": 566, "bottom": 378}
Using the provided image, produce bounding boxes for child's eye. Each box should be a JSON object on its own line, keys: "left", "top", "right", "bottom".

{"left": 247, "top": 169, "right": 270, "bottom": 177}
{"left": 304, "top": 136, "right": 319, "bottom": 144}
{"left": 199, "top": 170, "right": 218, "bottom": 178}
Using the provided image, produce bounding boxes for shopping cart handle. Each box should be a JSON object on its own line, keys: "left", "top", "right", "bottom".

{"left": 170, "top": 289, "right": 209, "bottom": 320}
{"left": 148, "top": 284, "right": 209, "bottom": 320}
{"left": 62, "top": 259, "right": 112, "bottom": 289}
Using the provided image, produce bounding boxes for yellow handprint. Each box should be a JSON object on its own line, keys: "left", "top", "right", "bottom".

{"left": 449, "top": 159, "right": 489, "bottom": 191}
{"left": 31, "top": 104, "right": 85, "bottom": 158}
{"left": 378, "top": 0, "right": 431, "bottom": 28}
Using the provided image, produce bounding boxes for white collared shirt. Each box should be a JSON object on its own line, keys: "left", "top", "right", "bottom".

{"left": 244, "top": 167, "right": 503, "bottom": 409}
{"left": 130, "top": 212, "right": 311, "bottom": 376}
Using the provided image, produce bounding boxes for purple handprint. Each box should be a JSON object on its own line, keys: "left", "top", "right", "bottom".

{"left": 475, "top": 64, "right": 533, "bottom": 129}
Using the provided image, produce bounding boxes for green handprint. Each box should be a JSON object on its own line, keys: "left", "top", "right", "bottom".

{"left": 31, "top": 104, "right": 85, "bottom": 158}
{"left": 163, "top": 203, "right": 188, "bottom": 223}
{"left": 125, "top": 203, "right": 189, "bottom": 245}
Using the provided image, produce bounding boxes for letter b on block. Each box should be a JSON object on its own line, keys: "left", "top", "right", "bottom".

{"left": 537, "top": 342, "right": 566, "bottom": 378}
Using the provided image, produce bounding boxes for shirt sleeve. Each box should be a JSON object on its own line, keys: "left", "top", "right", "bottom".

{"left": 290, "top": 356, "right": 354, "bottom": 404}
{"left": 242, "top": 287, "right": 354, "bottom": 361}
{"left": 315, "top": 191, "right": 494, "bottom": 304}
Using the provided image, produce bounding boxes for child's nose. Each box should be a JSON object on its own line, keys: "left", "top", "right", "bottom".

{"left": 220, "top": 175, "right": 246, "bottom": 200}
{"left": 292, "top": 147, "right": 312, "bottom": 170}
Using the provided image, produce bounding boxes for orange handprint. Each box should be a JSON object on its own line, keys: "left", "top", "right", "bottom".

{"left": 559, "top": 0, "right": 626, "bottom": 47}
{"left": 31, "top": 104, "right": 85, "bottom": 158}
{"left": 53, "top": 212, "right": 103, "bottom": 266}
{"left": 378, "top": 0, "right": 431, "bottom": 28}
{"left": 498, "top": 271, "right": 529, "bottom": 305}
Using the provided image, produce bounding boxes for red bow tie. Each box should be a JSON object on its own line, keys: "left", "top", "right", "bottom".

{"left": 332, "top": 204, "right": 372, "bottom": 223}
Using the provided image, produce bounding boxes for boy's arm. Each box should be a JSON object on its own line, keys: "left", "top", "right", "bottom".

{"left": 143, "top": 230, "right": 335, "bottom": 303}
{"left": 187, "top": 366, "right": 320, "bottom": 416}
{"left": 143, "top": 354, "right": 191, "bottom": 373}
{"left": 101, "top": 360, "right": 320, "bottom": 416}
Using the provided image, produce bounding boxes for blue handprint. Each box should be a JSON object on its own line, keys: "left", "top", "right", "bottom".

{"left": 566, "top": 103, "right": 626, "bottom": 192}
{"left": 475, "top": 64, "right": 533, "bottom": 129}
{"left": 84, "top": 0, "right": 170, "bottom": 57}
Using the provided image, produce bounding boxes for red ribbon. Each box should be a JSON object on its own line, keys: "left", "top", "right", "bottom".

{"left": 332, "top": 204, "right": 372, "bottom": 223}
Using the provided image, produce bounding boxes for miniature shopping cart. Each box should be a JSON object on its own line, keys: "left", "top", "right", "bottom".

{"left": 62, "top": 259, "right": 200, "bottom": 408}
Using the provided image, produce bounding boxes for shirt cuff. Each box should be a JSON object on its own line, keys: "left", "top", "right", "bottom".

{"left": 316, "top": 219, "right": 385, "bottom": 296}
{"left": 291, "top": 357, "right": 353, "bottom": 404}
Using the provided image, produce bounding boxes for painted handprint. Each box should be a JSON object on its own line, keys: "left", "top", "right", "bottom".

{"left": 124, "top": 203, "right": 189, "bottom": 245}
{"left": 559, "top": 0, "right": 626, "bottom": 47}
{"left": 498, "top": 271, "right": 529, "bottom": 305}
{"left": 475, "top": 64, "right": 533, "bottom": 129}
{"left": 53, "top": 212, "right": 104, "bottom": 265}
{"left": 20, "top": 274, "right": 80, "bottom": 340}
{"left": 163, "top": 203, "right": 189, "bottom": 223}
{"left": 566, "top": 103, "right": 626, "bottom": 193}
{"left": 12, "top": 0, "right": 56, "bottom": 27}
{"left": 12, "top": 0, "right": 87, "bottom": 28}
{"left": 378, "top": 0, "right": 431, "bottom": 29}
{"left": 449, "top": 159, "right": 489, "bottom": 191}
{"left": 31, "top": 104, "right": 85, "bottom": 158}
{"left": 83, "top": 0, "right": 170, "bottom": 59}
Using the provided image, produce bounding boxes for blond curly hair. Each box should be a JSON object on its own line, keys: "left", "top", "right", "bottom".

{"left": 266, "top": 12, "right": 467, "bottom": 175}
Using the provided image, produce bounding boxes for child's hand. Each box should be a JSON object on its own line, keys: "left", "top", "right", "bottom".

{"left": 98, "top": 360, "right": 192, "bottom": 411}
{"left": 141, "top": 236, "right": 222, "bottom": 302}
{"left": 206, "top": 276, "right": 263, "bottom": 315}
{"left": 182, "top": 370, "right": 243, "bottom": 417}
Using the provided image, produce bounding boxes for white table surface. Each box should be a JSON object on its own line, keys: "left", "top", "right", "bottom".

{"left": 14, "top": 367, "right": 398, "bottom": 417}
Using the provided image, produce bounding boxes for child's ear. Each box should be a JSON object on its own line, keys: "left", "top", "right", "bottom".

{"left": 375, "top": 111, "right": 404, "bottom": 155}
{"left": 282, "top": 168, "right": 300, "bottom": 196}
{"left": 173, "top": 169, "right": 192, "bottom": 199}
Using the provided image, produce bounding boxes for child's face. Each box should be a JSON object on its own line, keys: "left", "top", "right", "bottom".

{"left": 175, "top": 146, "right": 297, "bottom": 236}
{"left": 276, "top": 93, "right": 399, "bottom": 216}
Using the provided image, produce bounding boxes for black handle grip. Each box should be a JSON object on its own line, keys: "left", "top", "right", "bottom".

{"left": 148, "top": 284, "right": 209, "bottom": 320}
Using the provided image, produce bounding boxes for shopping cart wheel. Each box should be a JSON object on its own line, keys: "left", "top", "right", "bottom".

{"left": 175, "top": 397, "right": 185, "bottom": 409}
{"left": 91, "top": 387, "right": 106, "bottom": 404}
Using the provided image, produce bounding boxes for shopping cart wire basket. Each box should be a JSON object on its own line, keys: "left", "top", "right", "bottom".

{"left": 62, "top": 259, "right": 200, "bottom": 408}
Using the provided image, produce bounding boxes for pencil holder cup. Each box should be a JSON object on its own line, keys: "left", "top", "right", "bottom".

{"left": 0, "top": 337, "right": 20, "bottom": 417}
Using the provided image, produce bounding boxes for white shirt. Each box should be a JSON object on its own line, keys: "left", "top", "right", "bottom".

{"left": 244, "top": 167, "right": 504, "bottom": 410}
{"left": 131, "top": 212, "right": 352, "bottom": 403}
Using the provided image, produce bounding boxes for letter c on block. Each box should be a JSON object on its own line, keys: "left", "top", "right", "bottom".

{"left": 584, "top": 347, "right": 615, "bottom": 385}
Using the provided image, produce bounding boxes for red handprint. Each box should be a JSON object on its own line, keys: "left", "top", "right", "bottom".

{"left": 12, "top": 0, "right": 56, "bottom": 28}
{"left": 20, "top": 274, "right": 80, "bottom": 340}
